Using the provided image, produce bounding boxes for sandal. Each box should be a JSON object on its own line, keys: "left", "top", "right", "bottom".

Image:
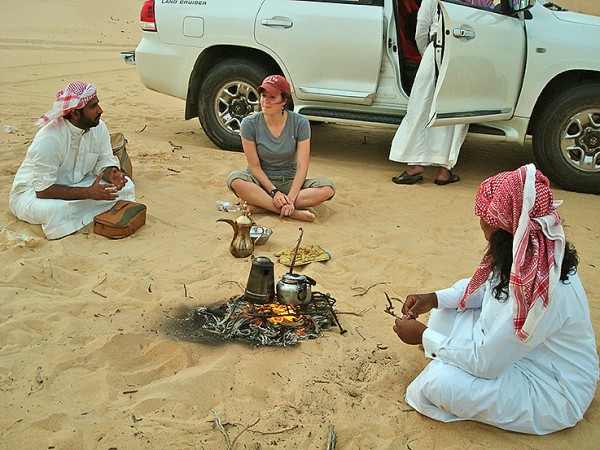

{"left": 392, "top": 171, "right": 424, "bottom": 185}
{"left": 434, "top": 173, "right": 460, "bottom": 185}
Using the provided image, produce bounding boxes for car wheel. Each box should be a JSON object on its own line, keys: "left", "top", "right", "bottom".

{"left": 532, "top": 83, "right": 600, "bottom": 194}
{"left": 198, "top": 59, "right": 271, "bottom": 151}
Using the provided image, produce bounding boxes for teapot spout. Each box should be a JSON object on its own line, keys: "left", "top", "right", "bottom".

{"left": 217, "top": 217, "right": 235, "bottom": 226}
{"left": 217, "top": 218, "right": 237, "bottom": 235}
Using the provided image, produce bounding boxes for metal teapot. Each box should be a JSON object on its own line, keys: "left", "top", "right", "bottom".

{"left": 244, "top": 256, "right": 275, "bottom": 304}
{"left": 276, "top": 272, "right": 317, "bottom": 306}
{"left": 217, "top": 206, "right": 255, "bottom": 258}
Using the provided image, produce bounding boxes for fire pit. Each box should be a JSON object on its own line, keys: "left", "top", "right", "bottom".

{"left": 169, "top": 292, "right": 345, "bottom": 347}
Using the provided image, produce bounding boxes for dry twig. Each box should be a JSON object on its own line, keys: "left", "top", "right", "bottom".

{"left": 334, "top": 306, "right": 372, "bottom": 317}
{"left": 326, "top": 424, "right": 337, "bottom": 450}
{"left": 251, "top": 424, "right": 298, "bottom": 435}
{"left": 351, "top": 282, "right": 389, "bottom": 297}
{"left": 168, "top": 140, "right": 182, "bottom": 150}
{"left": 212, "top": 411, "right": 261, "bottom": 450}
{"left": 230, "top": 418, "right": 260, "bottom": 448}
{"left": 212, "top": 411, "right": 231, "bottom": 449}
{"left": 218, "top": 280, "right": 245, "bottom": 291}
{"left": 383, "top": 292, "right": 404, "bottom": 320}
{"left": 92, "top": 276, "right": 108, "bottom": 298}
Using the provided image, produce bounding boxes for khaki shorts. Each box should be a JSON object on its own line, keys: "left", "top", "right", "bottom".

{"left": 227, "top": 170, "right": 335, "bottom": 199}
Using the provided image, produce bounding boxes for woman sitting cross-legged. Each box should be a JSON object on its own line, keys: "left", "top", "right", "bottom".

{"left": 227, "top": 75, "right": 335, "bottom": 222}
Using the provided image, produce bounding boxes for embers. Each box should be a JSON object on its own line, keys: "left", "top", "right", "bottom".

{"left": 170, "top": 292, "right": 344, "bottom": 347}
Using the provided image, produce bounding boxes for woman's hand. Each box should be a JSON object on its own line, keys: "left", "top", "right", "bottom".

{"left": 280, "top": 202, "right": 295, "bottom": 218}
{"left": 272, "top": 191, "right": 289, "bottom": 209}
{"left": 393, "top": 318, "right": 426, "bottom": 345}
{"left": 401, "top": 293, "right": 438, "bottom": 319}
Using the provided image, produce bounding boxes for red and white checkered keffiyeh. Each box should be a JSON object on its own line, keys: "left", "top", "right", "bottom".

{"left": 35, "top": 82, "right": 97, "bottom": 127}
{"left": 459, "top": 164, "right": 565, "bottom": 342}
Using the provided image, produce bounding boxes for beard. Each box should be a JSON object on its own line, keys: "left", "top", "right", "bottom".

{"left": 79, "top": 114, "right": 101, "bottom": 130}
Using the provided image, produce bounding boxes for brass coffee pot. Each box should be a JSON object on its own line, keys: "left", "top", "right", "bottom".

{"left": 217, "top": 205, "right": 255, "bottom": 258}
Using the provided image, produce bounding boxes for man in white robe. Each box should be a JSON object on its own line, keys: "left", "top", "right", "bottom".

{"left": 392, "top": 164, "right": 598, "bottom": 434}
{"left": 389, "top": 0, "right": 467, "bottom": 185}
{"left": 9, "top": 82, "right": 135, "bottom": 239}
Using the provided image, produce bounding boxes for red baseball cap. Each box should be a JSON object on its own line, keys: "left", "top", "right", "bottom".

{"left": 258, "top": 75, "right": 291, "bottom": 96}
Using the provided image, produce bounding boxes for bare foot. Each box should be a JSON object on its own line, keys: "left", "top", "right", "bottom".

{"left": 289, "top": 209, "right": 316, "bottom": 222}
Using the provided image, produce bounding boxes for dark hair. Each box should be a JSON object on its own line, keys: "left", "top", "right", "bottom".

{"left": 488, "top": 228, "right": 579, "bottom": 299}
{"left": 280, "top": 91, "right": 291, "bottom": 109}
{"left": 65, "top": 107, "right": 84, "bottom": 120}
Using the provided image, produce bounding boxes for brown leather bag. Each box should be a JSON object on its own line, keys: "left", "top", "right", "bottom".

{"left": 94, "top": 201, "right": 147, "bottom": 239}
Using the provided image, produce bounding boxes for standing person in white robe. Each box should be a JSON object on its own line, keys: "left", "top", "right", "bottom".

{"left": 392, "top": 164, "right": 598, "bottom": 434}
{"left": 9, "top": 82, "right": 135, "bottom": 239}
{"left": 389, "top": 0, "right": 467, "bottom": 185}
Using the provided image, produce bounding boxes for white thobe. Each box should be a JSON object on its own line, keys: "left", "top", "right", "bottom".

{"left": 406, "top": 274, "right": 599, "bottom": 435}
{"left": 389, "top": 0, "right": 468, "bottom": 169}
{"left": 9, "top": 118, "right": 135, "bottom": 239}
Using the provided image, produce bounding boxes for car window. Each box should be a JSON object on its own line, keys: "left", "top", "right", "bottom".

{"left": 293, "top": 0, "right": 384, "bottom": 6}
{"left": 443, "top": 0, "right": 510, "bottom": 14}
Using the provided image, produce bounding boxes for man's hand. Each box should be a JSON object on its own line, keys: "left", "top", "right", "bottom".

{"left": 87, "top": 173, "right": 119, "bottom": 200}
{"left": 401, "top": 293, "right": 438, "bottom": 319}
{"left": 104, "top": 167, "right": 127, "bottom": 190}
{"left": 393, "top": 318, "right": 426, "bottom": 345}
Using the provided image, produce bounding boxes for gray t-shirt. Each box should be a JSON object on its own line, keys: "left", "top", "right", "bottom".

{"left": 240, "top": 111, "right": 310, "bottom": 178}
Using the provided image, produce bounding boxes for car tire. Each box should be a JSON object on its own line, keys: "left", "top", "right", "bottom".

{"left": 532, "top": 83, "right": 600, "bottom": 194}
{"left": 198, "top": 59, "right": 272, "bottom": 151}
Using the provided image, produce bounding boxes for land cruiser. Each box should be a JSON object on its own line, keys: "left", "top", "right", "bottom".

{"left": 124, "top": 0, "right": 600, "bottom": 194}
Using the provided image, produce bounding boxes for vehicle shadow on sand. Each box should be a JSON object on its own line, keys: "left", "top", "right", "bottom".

{"left": 309, "top": 122, "right": 535, "bottom": 184}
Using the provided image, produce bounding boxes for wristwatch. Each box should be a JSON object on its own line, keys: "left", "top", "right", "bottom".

{"left": 269, "top": 188, "right": 279, "bottom": 198}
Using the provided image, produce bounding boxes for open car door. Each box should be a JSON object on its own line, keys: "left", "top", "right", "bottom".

{"left": 256, "top": 0, "right": 383, "bottom": 106}
{"left": 429, "top": 0, "right": 526, "bottom": 126}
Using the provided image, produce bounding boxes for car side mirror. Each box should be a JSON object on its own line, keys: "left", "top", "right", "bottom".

{"left": 513, "top": 0, "right": 535, "bottom": 12}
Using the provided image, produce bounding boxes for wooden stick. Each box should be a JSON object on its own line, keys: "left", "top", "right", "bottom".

{"left": 212, "top": 410, "right": 232, "bottom": 449}
{"left": 288, "top": 227, "right": 304, "bottom": 274}
{"left": 326, "top": 424, "right": 337, "bottom": 450}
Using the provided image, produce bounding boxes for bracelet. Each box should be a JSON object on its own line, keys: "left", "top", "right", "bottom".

{"left": 269, "top": 188, "right": 279, "bottom": 198}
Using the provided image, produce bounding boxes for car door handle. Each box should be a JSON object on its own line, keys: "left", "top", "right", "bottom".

{"left": 452, "top": 28, "right": 476, "bottom": 40}
{"left": 261, "top": 18, "right": 293, "bottom": 28}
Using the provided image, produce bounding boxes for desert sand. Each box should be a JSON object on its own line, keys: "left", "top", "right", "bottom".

{"left": 1, "top": 1, "right": 599, "bottom": 449}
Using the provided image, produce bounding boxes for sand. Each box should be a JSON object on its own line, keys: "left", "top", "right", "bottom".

{"left": 1, "top": 1, "right": 599, "bottom": 448}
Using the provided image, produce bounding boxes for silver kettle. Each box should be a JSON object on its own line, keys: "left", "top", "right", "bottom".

{"left": 276, "top": 273, "right": 317, "bottom": 306}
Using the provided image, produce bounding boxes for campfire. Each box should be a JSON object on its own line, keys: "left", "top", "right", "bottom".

{"left": 170, "top": 292, "right": 345, "bottom": 347}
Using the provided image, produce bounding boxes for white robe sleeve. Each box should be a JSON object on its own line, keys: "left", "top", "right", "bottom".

{"left": 435, "top": 277, "right": 483, "bottom": 310}
{"left": 423, "top": 291, "right": 566, "bottom": 379}
{"left": 30, "top": 134, "right": 63, "bottom": 192}
{"left": 415, "top": 0, "right": 438, "bottom": 55}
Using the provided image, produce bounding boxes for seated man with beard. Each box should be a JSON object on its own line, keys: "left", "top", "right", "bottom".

{"left": 9, "top": 82, "right": 135, "bottom": 239}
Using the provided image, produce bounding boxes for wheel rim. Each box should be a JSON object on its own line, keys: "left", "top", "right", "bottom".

{"left": 214, "top": 80, "right": 260, "bottom": 135}
{"left": 560, "top": 108, "right": 600, "bottom": 173}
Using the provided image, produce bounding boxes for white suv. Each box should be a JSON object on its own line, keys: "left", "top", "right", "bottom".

{"left": 125, "top": 0, "right": 600, "bottom": 194}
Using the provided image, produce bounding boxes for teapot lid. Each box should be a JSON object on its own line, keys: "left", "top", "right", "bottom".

{"left": 280, "top": 273, "right": 305, "bottom": 283}
{"left": 235, "top": 202, "right": 252, "bottom": 225}
{"left": 235, "top": 214, "right": 252, "bottom": 225}
{"left": 252, "top": 256, "right": 273, "bottom": 267}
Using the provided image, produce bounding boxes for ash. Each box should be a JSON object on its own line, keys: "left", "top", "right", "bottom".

{"left": 170, "top": 292, "right": 340, "bottom": 347}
